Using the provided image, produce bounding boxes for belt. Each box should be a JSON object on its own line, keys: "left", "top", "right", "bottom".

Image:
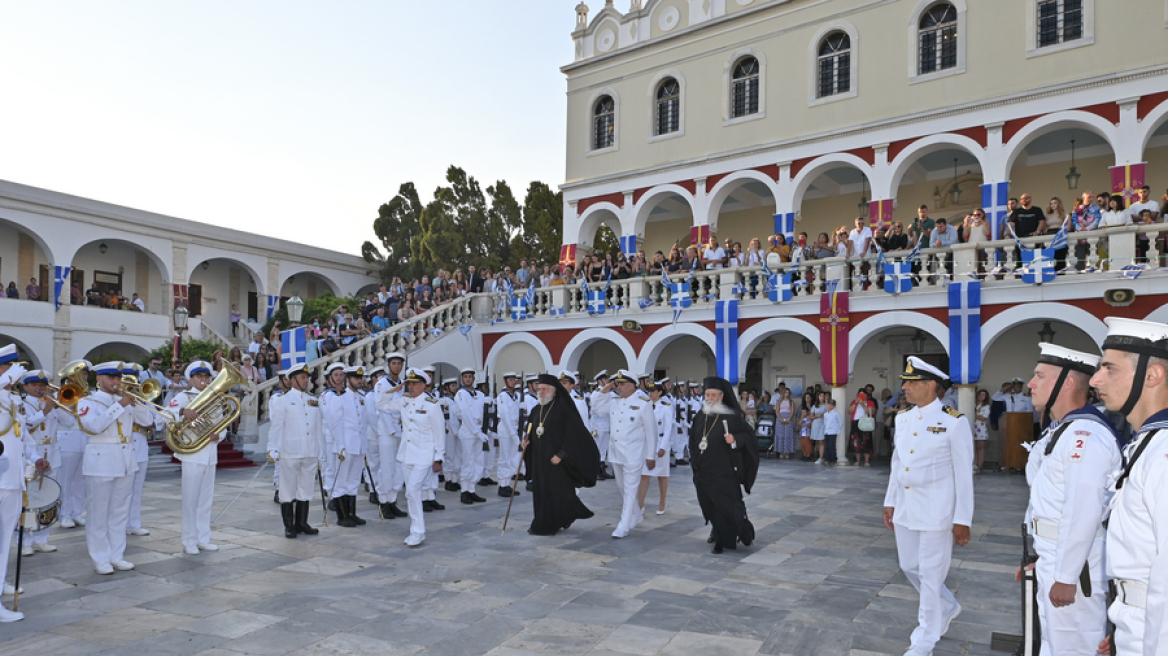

{"left": 1115, "top": 579, "right": 1147, "bottom": 609}
{"left": 88, "top": 436, "right": 128, "bottom": 445}
{"left": 40, "top": 438, "right": 56, "bottom": 446}
{"left": 1031, "top": 519, "right": 1059, "bottom": 540}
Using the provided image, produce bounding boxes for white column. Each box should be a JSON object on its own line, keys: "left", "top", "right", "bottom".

{"left": 956, "top": 384, "right": 976, "bottom": 434}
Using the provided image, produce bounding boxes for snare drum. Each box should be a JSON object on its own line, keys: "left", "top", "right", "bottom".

{"left": 22, "top": 474, "right": 62, "bottom": 532}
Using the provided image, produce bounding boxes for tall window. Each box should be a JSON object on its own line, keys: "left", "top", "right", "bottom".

{"left": 731, "top": 57, "right": 759, "bottom": 118}
{"left": 656, "top": 78, "right": 680, "bottom": 135}
{"left": 593, "top": 96, "right": 615, "bottom": 150}
{"left": 817, "top": 32, "right": 851, "bottom": 98}
{"left": 1037, "top": 0, "right": 1082, "bottom": 47}
{"left": 918, "top": 4, "right": 957, "bottom": 74}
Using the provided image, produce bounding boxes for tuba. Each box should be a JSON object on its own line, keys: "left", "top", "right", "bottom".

{"left": 165, "top": 360, "right": 247, "bottom": 455}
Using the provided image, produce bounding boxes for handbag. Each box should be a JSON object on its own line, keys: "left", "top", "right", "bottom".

{"left": 858, "top": 406, "right": 876, "bottom": 433}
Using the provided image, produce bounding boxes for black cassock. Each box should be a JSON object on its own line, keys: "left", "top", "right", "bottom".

{"left": 523, "top": 397, "right": 600, "bottom": 536}
{"left": 689, "top": 410, "right": 759, "bottom": 549}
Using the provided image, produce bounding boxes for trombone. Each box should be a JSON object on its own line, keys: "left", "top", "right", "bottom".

{"left": 121, "top": 374, "right": 177, "bottom": 421}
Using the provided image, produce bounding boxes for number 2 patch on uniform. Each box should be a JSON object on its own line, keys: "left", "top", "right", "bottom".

{"left": 1069, "top": 436, "right": 1086, "bottom": 463}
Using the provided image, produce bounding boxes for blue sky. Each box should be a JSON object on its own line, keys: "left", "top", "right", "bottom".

{"left": 0, "top": 1, "right": 583, "bottom": 253}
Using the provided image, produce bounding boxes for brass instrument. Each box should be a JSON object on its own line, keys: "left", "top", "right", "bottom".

{"left": 165, "top": 360, "right": 246, "bottom": 455}
{"left": 50, "top": 361, "right": 91, "bottom": 418}
{"left": 121, "top": 374, "right": 176, "bottom": 420}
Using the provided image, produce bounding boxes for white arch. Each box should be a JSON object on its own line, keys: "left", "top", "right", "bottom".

{"left": 789, "top": 153, "right": 875, "bottom": 213}
{"left": 1138, "top": 97, "right": 1168, "bottom": 156}
{"left": 0, "top": 333, "right": 45, "bottom": 370}
{"left": 576, "top": 202, "right": 624, "bottom": 248}
{"left": 887, "top": 133, "right": 988, "bottom": 197}
{"left": 635, "top": 323, "right": 716, "bottom": 374}
{"left": 737, "top": 317, "right": 821, "bottom": 370}
{"left": 70, "top": 335, "right": 160, "bottom": 365}
{"left": 559, "top": 328, "right": 637, "bottom": 373}
{"left": 848, "top": 311, "right": 950, "bottom": 372}
{"left": 68, "top": 237, "right": 172, "bottom": 285}
{"left": 485, "top": 332, "right": 555, "bottom": 373}
{"left": 706, "top": 170, "right": 780, "bottom": 232}
{"left": 1004, "top": 111, "right": 1120, "bottom": 178}
{"left": 188, "top": 256, "right": 267, "bottom": 297}
{"left": 981, "top": 303, "right": 1108, "bottom": 353}
{"left": 279, "top": 270, "right": 342, "bottom": 297}
{"left": 631, "top": 184, "right": 697, "bottom": 240}
{"left": 0, "top": 216, "right": 57, "bottom": 265}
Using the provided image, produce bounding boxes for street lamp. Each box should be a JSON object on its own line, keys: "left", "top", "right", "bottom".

{"left": 286, "top": 294, "right": 305, "bottom": 327}
{"left": 1038, "top": 321, "right": 1056, "bottom": 343}
{"left": 1065, "top": 138, "right": 1081, "bottom": 190}
{"left": 172, "top": 304, "right": 189, "bottom": 364}
{"left": 858, "top": 178, "right": 869, "bottom": 219}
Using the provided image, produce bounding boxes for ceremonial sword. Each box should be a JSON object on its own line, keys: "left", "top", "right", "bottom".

{"left": 213, "top": 460, "right": 270, "bottom": 523}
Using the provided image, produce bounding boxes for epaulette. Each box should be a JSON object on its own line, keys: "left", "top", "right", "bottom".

{"left": 660, "top": 400, "right": 671, "bottom": 406}
{"left": 944, "top": 406, "right": 964, "bottom": 419}
{"left": 425, "top": 397, "right": 437, "bottom": 404}
{"left": 897, "top": 406, "right": 912, "bottom": 415}
{"left": 637, "top": 392, "right": 650, "bottom": 402}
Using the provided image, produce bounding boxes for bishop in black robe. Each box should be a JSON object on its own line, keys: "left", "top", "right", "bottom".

{"left": 523, "top": 375, "right": 600, "bottom": 536}
{"left": 689, "top": 377, "right": 759, "bottom": 553}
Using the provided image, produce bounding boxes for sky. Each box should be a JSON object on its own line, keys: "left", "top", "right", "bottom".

{"left": 0, "top": 1, "right": 584, "bottom": 254}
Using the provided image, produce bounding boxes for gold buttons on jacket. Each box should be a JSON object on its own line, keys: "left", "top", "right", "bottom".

{"left": 905, "top": 467, "right": 909, "bottom": 471}
{"left": 905, "top": 485, "right": 910, "bottom": 489}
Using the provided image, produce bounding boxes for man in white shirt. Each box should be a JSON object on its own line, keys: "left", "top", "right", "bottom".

{"left": 247, "top": 333, "right": 264, "bottom": 357}
{"left": 702, "top": 236, "right": 726, "bottom": 270}
{"left": 848, "top": 217, "right": 873, "bottom": 257}
{"left": 1127, "top": 185, "right": 1161, "bottom": 223}
{"left": 168, "top": 361, "right": 224, "bottom": 554}
{"left": 379, "top": 368, "right": 445, "bottom": 547}
{"left": 130, "top": 293, "right": 145, "bottom": 312}
{"left": 589, "top": 370, "right": 658, "bottom": 539}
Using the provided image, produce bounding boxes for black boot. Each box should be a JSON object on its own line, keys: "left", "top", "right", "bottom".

{"left": 429, "top": 498, "right": 445, "bottom": 510}
{"left": 461, "top": 491, "right": 475, "bottom": 505}
{"left": 498, "top": 486, "right": 518, "bottom": 497}
{"left": 378, "top": 502, "right": 397, "bottom": 519}
{"left": 469, "top": 492, "right": 487, "bottom": 503}
{"left": 422, "top": 500, "right": 434, "bottom": 512}
{"left": 335, "top": 497, "right": 355, "bottom": 527}
{"left": 348, "top": 496, "right": 366, "bottom": 525}
{"left": 328, "top": 497, "right": 338, "bottom": 511}
{"left": 274, "top": 490, "right": 281, "bottom": 504}
{"left": 280, "top": 502, "right": 297, "bottom": 538}
{"left": 294, "top": 500, "right": 319, "bottom": 535}
{"left": 388, "top": 502, "right": 408, "bottom": 517}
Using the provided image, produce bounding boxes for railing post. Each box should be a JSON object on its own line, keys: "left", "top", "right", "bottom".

{"left": 952, "top": 243, "right": 977, "bottom": 279}
{"left": 1108, "top": 226, "right": 1138, "bottom": 268}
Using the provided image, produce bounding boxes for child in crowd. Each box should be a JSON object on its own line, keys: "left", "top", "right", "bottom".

{"left": 822, "top": 398, "right": 843, "bottom": 466}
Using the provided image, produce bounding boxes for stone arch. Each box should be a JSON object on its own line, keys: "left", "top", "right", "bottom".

{"left": 577, "top": 202, "right": 625, "bottom": 250}
{"left": 887, "top": 133, "right": 989, "bottom": 197}
{"left": 279, "top": 270, "right": 342, "bottom": 298}
{"left": 0, "top": 216, "right": 57, "bottom": 265}
{"left": 631, "top": 184, "right": 698, "bottom": 242}
{"left": 789, "top": 153, "right": 876, "bottom": 213}
{"left": 981, "top": 303, "right": 1108, "bottom": 352}
{"left": 848, "top": 311, "right": 950, "bottom": 372}
{"left": 635, "top": 323, "right": 717, "bottom": 374}
{"left": 69, "top": 237, "right": 172, "bottom": 285}
{"left": 1138, "top": 98, "right": 1168, "bottom": 157}
{"left": 706, "top": 170, "right": 781, "bottom": 233}
{"left": 0, "top": 334, "right": 44, "bottom": 370}
{"left": 737, "top": 317, "right": 821, "bottom": 366}
{"left": 1003, "top": 111, "right": 1120, "bottom": 178}
{"left": 77, "top": 339, "right": 154, "bottom": 365}
{"left": 559, "top": 328, "right": 637, "bottom": 373}
{"left": 188, "top": 256, "right": 267, "bottom": 297}
{"left": 485, "top": 333, "right": 555, "bottom": 373}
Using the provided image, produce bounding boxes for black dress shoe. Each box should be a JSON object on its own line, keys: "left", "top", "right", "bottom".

{"left": 274, "top": 491, "right": 281, "bottom": 505}
{"left": 445, "top": 481, "right": 461, "bottom": 492}
{"left": 461, "top": 491, "right": 475, "bottom": 505}
{"left": 389, "top": 502, "right": 408, "bottom": 517}
{"left": 469, "top": 492, "right": 487, "bottom": 503}
{"left": 438, "top": 474, "right": 445, "bottom": 483}
{"left": 498, "top": 486, "right": 517, "bottom": 497}
{"left": 422, "top": 500, "right": 434, "bottom": 512}
{"left": 712, "top": 544, "right": 724, "bottom": 554}
{"left": 429, "top": 499, "right": 445, "bottom": 510}
{"left": 525, "top": 482, "right": 534, "bottom": 491}
{"left": 369, "top": 492, "right": 378, "bottom": 505}
{"left": 378, "top": 503, "right": 397, "bottom": 519}
{"left": 478, "top": 477, "right": 497, "bottom": 486}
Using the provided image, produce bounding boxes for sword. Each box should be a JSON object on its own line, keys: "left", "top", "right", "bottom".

{"left": 13, "top": 488, "right": 27, "bottom": 612}
{"left": 213, "top": 460, "right": 270, "bottom": 523}
{"left": 364, "top": 457, "right": 384, "bottom": 520}
{"left": 316, "top": 467, "right": 330, "bottom": 527}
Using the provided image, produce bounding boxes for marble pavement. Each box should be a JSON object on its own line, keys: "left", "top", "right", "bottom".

{"left": 1, "top": 458, "right": 1029, "bottom": 655}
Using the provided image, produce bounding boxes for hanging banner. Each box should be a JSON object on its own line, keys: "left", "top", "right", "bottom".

{"left": 819, "top": 281, "right": 850, "bottom": 386}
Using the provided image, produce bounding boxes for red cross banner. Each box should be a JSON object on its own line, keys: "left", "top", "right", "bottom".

{"left": 868, "top": 199, "right": 893, "bottom": 230}
{"left": 819, "top": 282, "right": 850, "bottom": 386}
{"left": 173, "top": 284, "right": 188, "bottom": 310}
{"left": 559, "top": 244, "right": 578, "bottom": 269}
{"left": 690, "top": 225, "right": 711, "bottom": 247}
{"left": 1110, "top": 163, "right": 1146, "bottom": 204}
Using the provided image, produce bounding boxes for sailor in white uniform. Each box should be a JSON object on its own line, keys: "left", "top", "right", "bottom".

{"left": 559, "top": 371, "right": 591, "bottom": 433}
{"left": 590, "top": 370, "right": 658, "bottom": 539}
{"left": 121, "top": 363, "right": 155, "bottom": 538}
{"left": 1089, "top": 317, "right": 1168, "bottom": 656}
{"left": 267, "top": 363, "right": 323, "bottom": 539}
{"left": 76, "top": 361, "right": 140, "bottom": 576}
{"left": 1022, "top": 344, "right": 1121, "bottom": 655}
{"left": 419, "top": 369, "right": 444, "bottom": 511}
{"left": 883, "top": 357, "right": 974, "bottom": 656}
{"left": 55, "top": 366, "right": 89, "bottom": 527}
{"left": 494, "top": 373, "right": 523, "bottom": 497}
{"left": 167, "top": 361, "right": 224, "bottom": 555}
{"left": 378, "top": 368, "right": 445, "bottom": 547}
{"left": 363, "top": 366, "right": 384, "bottom": 504}
{"left": 590, "top": 371, "right": 612, "bottom": 479}
{"left": 637, "top": 379, "right": 673, "bottom": 515}
{"left": 0, "top": 350, "right": 31, "bottom": 621}
{"left": 371, "top": 353, "right": 408, "bottom": 519}
{"left": 268, "top": 370, "right": 290, "bottom": 504}
{"left": 441, "top": 377, "right": 462, "bottom": 491}
{"left": 326, "top": 366, "right": 369, "bottom": 527}
{"left": 18, "top": 370, "right": 60, "bottom": 555}
{"left": 454, "top": 368, "right": 488, "bottom": 504}
{"left": 318, "top": 363, "right": 345, "bottom": 508}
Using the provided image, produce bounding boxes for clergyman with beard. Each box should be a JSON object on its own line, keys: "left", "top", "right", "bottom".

{"left": 521, "top": 374, "right": 601, "bottom": 536}
{"left": 689, "top": 377, "right": 759, "bottom": 554}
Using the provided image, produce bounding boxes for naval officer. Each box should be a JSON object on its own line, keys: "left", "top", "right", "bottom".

{"left": 267, "top": 363, "right": 323, "bottom": 538}
{"left": 378, "top": 368, "right": 445, "bottom": 547}
{"left": 590, "top": 370, "right": 657, "bottom": 539}
{"left": 0, "top": 350, "right": 30, "bottom": 621}
{"left": 17, "top": 370, "right": 60, "bottom": 556}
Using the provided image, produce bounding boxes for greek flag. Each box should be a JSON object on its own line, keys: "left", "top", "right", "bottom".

{"left": 280, "top": 327, "right": 307, "bottom": 370}
{"left": 768, "top": 272, "right": 792, "bottom": 303}
{"left": 548, "top": 305, "right": 566, "bottom": 316}
{"left": 619, "top": 235, "right": 638, "bottom": 255}
{"left": 459, "top": 324, "right": 474, "bottom": 340}
{"left": 637, "top": 298, "right": 654, "bottom": 310}
{"left": 53, "top": 265, "right": 71, "bottom": 311}
{"left": 715, "top": 300, "right": 739, "bottom": 385}
{"left": 948, "top": 281, "right": 981, "bottom": 384}
{"left": 1118, "top": 264, "right": 1149, "bottom": 280}
{"left": 584, "top": 275, "right": 609, "bottom": 315}
{"left": 981, "top": 181, "right": 1010, "bottom": 240}
{"left": 1010, "top": 224, "right": 1057, "bottom": 284}
{"left": 884, "top": 262, "right": 912, "bottom": 294}
{"left": 511, "top": 284, "right": 534, "bottom": 320}
{"left": 266, "top": 295, "right": 279, "bottom": 320}
{"left": 662, "top": 268, "right": 691, "bottom": 324}
{"left": 430, "top": 327, "right": 444, "bottom": 337}
{"left": 774, "top": 212, "right": 795, "bottom": 244}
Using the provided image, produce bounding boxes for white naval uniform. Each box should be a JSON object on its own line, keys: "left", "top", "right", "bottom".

{"left": 569, "top": 390, "right": 591, "bottom": 434}
{"left": 478, "top": 394, "right": 496, "bottom": 481}
{"left": 0, "top": 390, "right": 31, "bottom": 592}
{"left": 670, "top": 394, "right": 688, "bottom": 460}
{"left": 266, "top": 388, "right": 323, "bottom": 502}
{"left": 125, "top": 403, "right": 154, "bottom": 532}
{"left": 454, "top": 386, "right": 488, "bottom": 494}
{"left": 317, "top": 388, "right": 342, "bottom": 494}
{"left": 422, "top": 391, "right": 441, "bottom": 499}
{"left": 646, "top": 397, "right": 674, "bottom": 479}
{"left": 589, "top": 389, "right": 611, "bottom": 462}
{"left": 495, "top": 390, "right": 522, "bottom": 484}
{"left": 77, "top": 391, "right": 139, "bottom": 568}
{"left": 362, "top": 388, "right": 380, "bottom": 493}
{"left": 442, "top": 393, "right": 462, "bottom": 484}
{"left": 384, "top": 393, "right": 445, "bottom": 540}
{"left": 1024, "top": 408, "right": 1120, "bottom": 655}
{"left": 168, "top": 390, "right": 224, "bottom": 550}
{"left": 324, "top": 388, "right": 367, "bottom": 498}
{"left": 994, "top": 390, "right": 1035, "bottom": 414}
{"left": 268, "top": 388, "right": 285, "bottom": 493}
{"left": 521, "top": 393, "right": 537, "bottom": 475}
{"left": 53, "top": 407, "right": 87, "bottom": 523}
{"left": 372, "top": 376, "right": 405, "bottom": 504}
{"left": 884, "top": 399, "right": 974, "bottom": 653}
{"left": 1105, "top": 411, "right": 1168, "bottom": 656}
{"left": 20, "top": 395, "right": 59, "bottom": 545}
{"left": 591, "top": 390, "right": 658, "bottom": 536}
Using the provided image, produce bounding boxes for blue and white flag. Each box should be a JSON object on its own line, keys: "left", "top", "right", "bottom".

{"left": 430, "top": 327, "right": 444, "bottom": 337}
{"left": 266, "top": 295, "right": 279, "bottom": 320}
{"left": 768, "top": 272, "right": 792, "bottom": 303}
{"left": 511, "top": 284, "right": 535, "bottom": 320}
{"left": 1118, "top": 264, "right": 1149, "bottom": 280}
{"left": 585, "top": 274, "right": 610, "bottom": 315}
{"left": 459, "top": 324, "right": 474, "bottom": 340}
{"left": 715, "top": 300, "right": 739, "bottom": 385}
{"left": 619, "top": 235, "right": 638, "bottom": 256}
{"left": 53, "top": 265, "right": 71, "bottom": 311}
{"left": 662, "top": 267, "right": 692, "bottom": 323}
{"left": 948, "top": 281, "right": 981, "bottom": 384}
{"left": 1048, "top": 218, "right": 1069, "bottom": 253}
{"left": 280, "top": 327, "right": 307, "bottom": 370}
{"left": 549, "top": 305, "right": 567, "bottom": 316}
{"left": 884, "top": 262, "right": 912, "bottom": 294}
{"left": 981, "top": 181, "right": 1010, "bottom": 240}
{"left": 774, "top": 212, "right": 795, "bottom": 244}
{"left": 637, "top": 298, "right": 654, "bottom": 310}
{"left": 1020, "top": 248, "right": 1056, "bottom": 284}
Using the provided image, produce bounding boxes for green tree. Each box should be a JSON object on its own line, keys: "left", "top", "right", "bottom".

{"left": 517, "top": 181, "right": 563, "bottom": 267}
{"left": 594, "top": 224, "right": 620, "bottom": 257}
{"left": 363, "top": 183, "right": 425, "bottom": 282}
{"left": 140, "top": 338, "right": 222, "bottom": 369}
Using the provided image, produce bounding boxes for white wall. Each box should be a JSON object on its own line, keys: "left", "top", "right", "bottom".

{"left": 651, "top": 335, "right": 714, "bottom": 383}
{"left": 189, "top": 261, "right": 259, "bottom": 336}
{"left": 72, "top": 240, "right": 166, "bottom": 314}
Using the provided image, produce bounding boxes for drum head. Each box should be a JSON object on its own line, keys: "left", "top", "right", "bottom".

{"left": 23, "top": 475, "right": 62, "bottom": 532}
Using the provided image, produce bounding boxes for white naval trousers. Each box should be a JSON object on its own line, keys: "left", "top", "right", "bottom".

{"left": 365, "top": 435, "right": 380, "bottom": 488}
{"left": 1033, "top": 535, "right": 1107, "bottom": 655}
{"left": 279, "top": 457, "right": 318, "bottom": 502}
{"left": 181, "top": 462, "right": 215, "bottom": 548}
{"left": 319, "top": 434, "right": 337, "bottom": 493}
{"left": 0, "top": 490, "right": 19, "bottom": 589}
{"left": 444, "top": 431, "right": 460, "bottom": 483}
{"left": 497, "top": 431, "right": 521, "bottom": 484}
{"left": 595, "top": 429, "right": 610, "bottom": 463}
{"left": 377, "top": 433, "right": 403, "bottom": 504}
{"left": 1109, "top": 597, "right": 1146, "bottom": 656}
{"left": 402, "top": 463, "right": 430, "bottom": 538}
{"left": 479, "top": 437, "right": 496, "bottom": 480}
{"left": 86, "top": 474, "right": 135, "bottom": 566}
{"left": 894, "top": 525, "right": 960, "bottom": 651}
{"left": 611, "top": 463, "right": 645, "bottom": 534}
{"left": 459, "top": 436, "right": 482, "bottom": 494}
{"left": 127, "top": 457, "right": 149, "bottom": 530}
{"left": 59, "top": 450, "right": 86, "bottom": 521}
{"left": 331, "top": 455, "right": 363, "bottom": 498}
{"left": 671, "top": 428, "right": 686, "bottom": 459}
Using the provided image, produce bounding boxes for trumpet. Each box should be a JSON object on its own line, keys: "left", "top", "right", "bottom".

{"left": 121, "top": 375, "right": 177, "bottom": 421}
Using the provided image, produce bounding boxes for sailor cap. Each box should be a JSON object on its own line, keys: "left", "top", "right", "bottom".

{"left": 18, "top": 370, "right": 49, "bottom": 385}
{"left": 501, "top": 371, "right": 519, "bottom": 379}
{"left": 592, "top": 370, "right": 608, "bottom": 381}
{"left": 285, "top": 363, "right": 310, "bottom": 377}
{"left": 185, "top": 361, "right": 213, "bottom": 379}
{"left": 324, "top": 362, "right": 346, "bottom": 375}
{"left": 386, "top": 352, "right": 406, "bottom": 363}
{"left": 558, "top": 370, "right": 578, "bottom": 384}
{"left": 442, "top": 377, "right": 459, "bottom": 386}
{"left": 0, "top": 344, "right": 18, "bottom": 364}
{"left": 404, "top": 368, "right": 430, "bottom": 385}
{"left": 611, "top": 369, "right": 636, "bottom": 384}
{"left": 900, "top": 356, "right": 949, "bottom": 384}
{"left": 92, "top": 361, "right": 125, "bottom": 377}
{"left": 344, "top": 365, "right": 365, "bottom": 377}
{"left": 1037, "top": 343, "right": 1101, "bottom": 374}
{"left": 460, "top": 367, "right": 476, "bottom": 376}
{"left": 1102, "top": 317, "right": 1168, "bottom": 360}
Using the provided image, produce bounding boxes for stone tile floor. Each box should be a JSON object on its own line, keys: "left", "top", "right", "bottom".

{"left": 1, "top": 458, "right": 1029, "bottom": 655}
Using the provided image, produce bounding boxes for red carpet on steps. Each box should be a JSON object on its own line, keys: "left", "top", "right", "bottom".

{"left": 155, "top": 440, "right": 257, "bottom": 469}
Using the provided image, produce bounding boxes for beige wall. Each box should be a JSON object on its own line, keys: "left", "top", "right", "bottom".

{"left": 576, "top": 339, "right": 632, "bottom": 377}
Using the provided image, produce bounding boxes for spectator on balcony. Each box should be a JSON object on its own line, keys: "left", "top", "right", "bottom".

{"left": 703, "top": 237, "right": 726, "bottom": 270}
{"left": 962, "top": 210, "right": 992, "bottom": 273}
{"left": 515, "top": 260, "right": 529, "bottom": 286}
{"left": 538, "top": 265, "right": 551, "bottom": 287}
{"left": 247, "top": 332, "right": 263, "bottom": 357}
{"left": 848, "top": 217, "right": 874, "bottom": 258}
{"left": 418, "top": 288, "right": 434, "bottom": 312}
{"left": 1009, "top": 193, "right": 1046, "bottom": 238}
{"left": 128, "top": 293, "right": 144, "bottom": 313}
{"left": 726, "top": 242, "right": 745, "bottom": 268}
{"left": 1128, "top": 185, "right": 1160, "bottom": 223}
{"left": 1134, "top": 209, "right": 1156, "bottom": 262}
{"left": 71, "top": 281, "right": 83, "bottom": 305}
{"left": 25, "top": 277, "right": 41, "bottom": 300}
{"left": 1099, "top": 196, "right": 1131, "bottom": 229}
{"left": 1071, "top": 191, "right": 1103, "bottom": 268}
{"left": 744, "top": 239, "right": 763, "bottom": 267}
{"left": 85, "top": 282, "right": 102, "bottom": 305}
{"left": 4, "top": 281, "right": 16, "bottom": 298}
{"left": 808, "top": 232, "right": 832, "bottom": 259}
{"left": 908, "top": 205, "right": 935, "bottom": 248}
{"left": 832, "top": 229, "right": 851, "bottom": 258}
{"left": 614, "top": 254, "right": 632, "bottom": 279}
{"left": 230, "top": 304, "right": 241, "bottom": 336}
{"left": 685, "top": 246, "right": 703, "bottom": 272}
{"left": 238, "top": 354, "right": 264, "bottom": 384}
{"left": 929, "top": 218, "right": 958, "bottom": 277}
{"left": 398, "top": 298, "right": 417, "bottom": 322}
{"left": 372, "top": 307, "right": 390, "bottom": 333}
{"left": 884, "top": 222, "right": 909, "bottom": 252}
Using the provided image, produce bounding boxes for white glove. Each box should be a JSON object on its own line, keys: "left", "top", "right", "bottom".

{"left": 268, "top": 449, "right": 279, "bottom": 462}
{"left": 0, "top": 364, "right": 27, "bottom": 389}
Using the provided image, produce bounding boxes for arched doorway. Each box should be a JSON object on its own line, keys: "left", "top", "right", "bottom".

{"left": 189, "top": 257, "right": 265, "bottom": 338}
{"left": 890, "top": 139, "right": 986, "bottom": 230}
{"left": 574, "top": 340, "right": 630, "bottom": 382}
{"left": 633, "top": 186, "right": 697, "bottom": 259}
{"left": 706, "top": 172, "right": 780, "bottom": 252}
{"left": 83, "top": 341, "right": 152, "bottom": 365}
{"left": 791, "top": 156, "right": 875, "bottom": 246}
{"left": 0, "top": 218, "right": 56, "bottom": 305}
{"left": 71, "top": 239, "right": 169, "bottom": 314}
{"left": 280, "top": 271, "right": 342, "bottom": 300}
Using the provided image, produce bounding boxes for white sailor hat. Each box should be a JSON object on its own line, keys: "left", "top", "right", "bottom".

{"left": 276, "top": 369, "right": 289, "bottom": 378}
{"left": 558, "top": 370, "right": 578, "bottom": 384}
{"left": 1037, "top": 343, "right": 1101, "bottom": 374}
{"left": 1102, "top": 317, "right": 1168, "bottom": 360}
{"left": 324, "top": 362, "right": 346, "bottom": 375}
{"left": 422, "top": 366, "right": 436, "bottom": 375}
{"left": 611, "top": 369, "right": 636, "bottom": 384}
{"left": 404, "top": 368, "right": 430, "bottom": 385}
{"left": 122, "top": 362, "right": 143, "bottom": 374}
{"left": 655, "top": 377, "right": 671, "bottom": 386}
{"left": 18, "top": 370, "right": 49, "bottom": 385}
{"left": 285, "top": 363, "right": 310, "bottom": 377}
{"left": 386, "top": 352, "right": 406, "bottom": 363}
{"left": 460, "top": 367, "right": 476, "bottom": 376}
{"left": 525, "top": 374, "right": 539, "bottom": 383}
{"left": 900, "top": 356, "right": 949, "bottom": 385}
{"left": 344, "top": 365, "right": 365, "bottom": 377}
{"left": 0, "top": 344, "right": 18, "bottom": 365}
{"left": 501, "top": 371, "right": 519, "bottom": 380}
{"left": 367, "top": 366, "right": 386, "bottom": 377}
{"left": 442, "top": 377, "right": 459, "bottom": 386}
{"left": 688, "top": 380, "right": 700, "bottom": 388}
{"left": 185, "top": 361, "right": 213, "bottom": 379}
{"left": 637, "top": 372, "right": 652, "bottom": 380}
{"left": 93, "top": 361, "right": 124, "bottom": 377}
{"left": 592, "top": 370, "right": 609, "bottom": 381}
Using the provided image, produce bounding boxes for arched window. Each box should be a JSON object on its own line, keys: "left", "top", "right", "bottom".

{"left": 918, "top": 4, "right": 957, "bottom": 74}
{"left": 593, "top": 96, "right": 615, "bottom": 150}
{"left": 1037, "top": 0, "right": 1083, "bottom": 47}
{"left": 731, "top": 57, "right": 759, "bottom": 118}
{"left": 817, "top": 32, "right": 851, "bottom": 98}
{"left": 656, "top": 78, "right": 680, "bottom": 135}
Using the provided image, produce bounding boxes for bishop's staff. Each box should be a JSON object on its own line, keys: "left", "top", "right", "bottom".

{"left": 502, "top": 423, "right": 533, "bottom": 535}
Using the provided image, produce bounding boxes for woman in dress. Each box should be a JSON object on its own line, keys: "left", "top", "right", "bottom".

{"left": 849, "top": 390, "right": 876, "bottom": 467}
{"left": 799, "top": 392, "right": 814, "bottom": 461}
{"left": 741, "top": 390, "right": 757, "bottom": 428}
{"left": 973, "top": 388, "right": 990, "bottom": 474}
{"left": 774, "top": 387, "right": 795, "bottom": 459}
{"left": 809, "top": 391, "right": 827, "bottom": 465}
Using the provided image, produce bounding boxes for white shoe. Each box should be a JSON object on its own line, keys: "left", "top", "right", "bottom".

{"left": 60, "top": 518, "right": 76, "bottom": 528}
{"left": 656, "top": 507, "right": 667, "bottom": 515}
{"left": 404, "top": 533, "right": 424, "bottom": 547}
{"left": 611, "top": 528, "right": 629, "bottom": 539}
{"left": 903, "top": 647, "right": 932, "bottom": 656}
{"left": 0, "top": 606, "right": 24, "bottom": 622}
{"left": 815, "top": 458, "right": 824, "bottom": 465}
{"left": 95, "top": 562, "right": 115, "bottom": 575}
{"left": 20, "top": 547, "right": 33, "bottom": 557}
{"left": 197, "top": 543, "right": 219, "bottom": 552}
{"left": 126, "top": 527, "right": 150, "bottom": 536}
{"left": 74, "top": 517, "right": 85, "bottom": 527}
{"left": 941, "top": 602, "right": 962, "bottom": 636}
{"left": 111, "top": 560, "right": 135, "bottom": 571}
{"left": 33, "top": 543, "right": 57, "bottom": 553}
{"left": 3, "top": 583, "right": 22, "bottom": 595}
{"left": 183, "top": 545, "right": 200, "bottom": 555}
